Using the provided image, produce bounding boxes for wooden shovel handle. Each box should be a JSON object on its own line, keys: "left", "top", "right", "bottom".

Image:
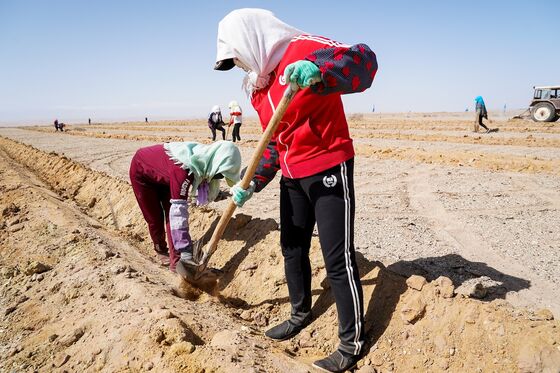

{"left": 198, "top": 85, "right": 298, "bottom": 269}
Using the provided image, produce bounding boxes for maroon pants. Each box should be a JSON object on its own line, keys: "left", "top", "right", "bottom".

{"left": 129, "top": 154, "right": 179, "bottom": 269}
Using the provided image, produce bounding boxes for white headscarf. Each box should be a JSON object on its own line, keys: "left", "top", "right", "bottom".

{"left": 216, "top": 8, "right": 304, "bottom": 95}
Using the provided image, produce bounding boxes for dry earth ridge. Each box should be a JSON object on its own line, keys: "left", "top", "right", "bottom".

{"left": 1, "top": 113, "right": 560, "bottom": 372}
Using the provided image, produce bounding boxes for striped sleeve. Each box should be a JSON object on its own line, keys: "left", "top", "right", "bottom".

{"left": 241, "top": 141, "right": 280, "bottom": 192}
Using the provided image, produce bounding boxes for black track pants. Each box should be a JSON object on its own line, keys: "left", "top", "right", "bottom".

{"left": 210, "top": 126, "right": 225, "bottom": 141}
{"left": 478, "top": 114, "right": 489, "bottom": 130}
{"left": 280, "top": 158, "right": 364, "bottom": 356}
{"left": 232, "top": 123, "right": 241, "bottom": 142}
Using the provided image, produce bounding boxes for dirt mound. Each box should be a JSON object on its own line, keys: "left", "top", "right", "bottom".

{"left": 348, "top": 117, "right": 560, "bottom": 134}
{"left": 356, "top": 144, "right": 560, "bottom": 175}
{"left": 362, "top": 132, "right": 560, "bottom": 148}
{"left": 25, "top": 126, "right": 261, "bottom": 149}
{"left": 27, "top": 126, "right": 191, "bottom": 144}
{"left": 1, "top": 136, "right": 559, "bottom": 372}
{"left": 0, "top": 141, "right": 307, "bottom": 372}
{"left": 81, "top": 122, "right": 263, "bottom": 135}
{"left": 24, "top": 125, "right": 560, "bottom": 177}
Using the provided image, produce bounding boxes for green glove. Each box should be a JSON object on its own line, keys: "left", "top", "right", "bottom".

{"left": 284, "top": 60, "right": 321, "bottom": 89}
{"left": 231, "top": 181, "right": 256, "bottom": 207}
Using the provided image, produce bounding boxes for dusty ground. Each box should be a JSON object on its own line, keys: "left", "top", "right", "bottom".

{"left": 1, "top": 112, "right": 560, "bottom": 372}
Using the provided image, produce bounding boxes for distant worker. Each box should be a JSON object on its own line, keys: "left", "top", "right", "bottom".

{"left": 129, "top": 141, "right": 241, "bottom": 272}
{"left": 208, "top": 105, "right": 226, "bottom": 141}
{"left": 145, "top": 117, "right": 148, "bottom": 123}
{"left": 54, "top": 120, "right": 65, "bottom": 132}
{"left": 474, "top": 96, "right": 491, "bottom": 133}
{"left": 88, "top": 118, "right": 91, "bottom": 125}
{"left": 229, "top": 100, "right": 242, "bottom": 142}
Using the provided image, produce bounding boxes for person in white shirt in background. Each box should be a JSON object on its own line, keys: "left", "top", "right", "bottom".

{"left": 228, "top": 100, "right": 242, "bottom": 142}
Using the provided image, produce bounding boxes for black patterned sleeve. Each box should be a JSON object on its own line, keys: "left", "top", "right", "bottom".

{"left": 306, "top": 43, "right": 378, "bottom": 96}
{"left": 240, "top": 141, "right": 280, "bottom": 193}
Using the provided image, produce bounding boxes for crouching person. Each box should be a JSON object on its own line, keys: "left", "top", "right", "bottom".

{"left": 129, "top": 141, "right": 241, "bottom": 271}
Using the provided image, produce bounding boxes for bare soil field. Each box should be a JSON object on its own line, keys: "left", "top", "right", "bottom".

{"left": 1, "top": 113, "right": 560, "bottom": 372}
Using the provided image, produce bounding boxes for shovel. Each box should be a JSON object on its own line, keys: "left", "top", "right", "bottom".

{"left": 226, "top": 123, "right": 231, "bottom": 140}
{"left": 177, "top": 85, "right": 298, "bottom": 287}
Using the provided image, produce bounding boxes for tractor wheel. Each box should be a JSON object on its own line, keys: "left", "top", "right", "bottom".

{"left": 531, "top": 103, "right": 556, "bottom": 122}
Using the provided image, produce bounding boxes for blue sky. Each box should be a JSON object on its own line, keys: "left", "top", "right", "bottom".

{"left": 1, "top": 0, "right": 559, "bottom": 124}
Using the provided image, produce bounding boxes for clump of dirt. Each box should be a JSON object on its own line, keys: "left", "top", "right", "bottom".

{"left": 1, "top": 137, "right": 560, "bottom": 372}
{"left": 173, "top": 278, "right": 204, "bottom": 301}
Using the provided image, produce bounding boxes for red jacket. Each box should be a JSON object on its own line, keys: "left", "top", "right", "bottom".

{"left": 251, "top": 35, "right": 377, "bottom": 183}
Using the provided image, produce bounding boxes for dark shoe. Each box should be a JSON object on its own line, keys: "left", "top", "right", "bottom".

{"left": 312, "top": 350, "right": 360, "bottom": 373}
{"left": 265, "top": 317, "right": 311, "bottom": 341}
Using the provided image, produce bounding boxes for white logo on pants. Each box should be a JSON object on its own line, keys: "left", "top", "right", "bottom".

{"left": 323, "top": 175, "right": 337, "bottom": 188}
{"left": 180, "top": 181, "right": 189, "bottom": 197}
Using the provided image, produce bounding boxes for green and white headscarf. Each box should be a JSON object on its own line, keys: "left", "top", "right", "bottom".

{"left": 164, "top": 141, "right": 241, "bottom": 205}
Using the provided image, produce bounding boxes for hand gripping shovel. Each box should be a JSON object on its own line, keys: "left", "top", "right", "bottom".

{"left": 177, "top": 85, "right": 298, "bottom": 288}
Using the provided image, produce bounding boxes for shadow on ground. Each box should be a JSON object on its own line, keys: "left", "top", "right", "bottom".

{"left": 387, "top": 253, "right": 531, "bottom": 301}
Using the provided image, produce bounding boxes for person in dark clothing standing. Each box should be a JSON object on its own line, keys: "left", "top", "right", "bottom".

{"left": 208, "top": 105, "right": 226, "bottom": 141}
{"left": 54, "top": 119, "right": 60, "bottom": 131}
{"left": 214, "top": 9, "right": 378, "bottom": 372}
{"left": 474, "top": 96, "right": 491, "bottom": 133}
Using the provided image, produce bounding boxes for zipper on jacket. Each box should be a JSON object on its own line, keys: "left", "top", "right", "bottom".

{"left": 268, "top": 90, "right": 294, "bottom": 178}
{"left": 278, "top": 132, "right": 293, "bottom": 179}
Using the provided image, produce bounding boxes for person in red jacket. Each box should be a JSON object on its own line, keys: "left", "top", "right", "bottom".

{"left": 214, "top": 8, "right": 377, "bottom": 373}
{"left": 129, "top": 141, "right": 241, "bottom": 272}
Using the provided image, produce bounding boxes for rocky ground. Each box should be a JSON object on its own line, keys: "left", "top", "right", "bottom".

{"left": 1, "top": 113, "right": 559, "bottom": 372}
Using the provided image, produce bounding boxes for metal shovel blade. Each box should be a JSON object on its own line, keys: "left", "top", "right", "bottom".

{"left": 176, "top": 260, "right": 223, "bottom": 290}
